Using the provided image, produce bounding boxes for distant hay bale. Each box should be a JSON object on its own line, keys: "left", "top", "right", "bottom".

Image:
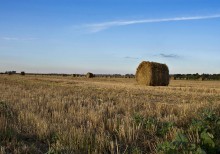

{"left": 135, "top": 61, "right": 169, "bottom": 86}
{"left": 21, "top": 71, "right": 25, "bottom": 76}
{"left": 198, "top": 77, "right": 205, "bottom": 81}
{"left": 170, "top": 76, "right": 176, "bottom": 80}
{"left": 86, "top": 72, "right": 94, "bottom": 78}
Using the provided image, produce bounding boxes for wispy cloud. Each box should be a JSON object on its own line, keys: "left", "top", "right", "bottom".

{"left": 159, "top": 53, "right": 179, "bottom": 58}
{"left": 124, "top": 56, "right": 139, "bottom": 60}
{"left": 1, "top": 37, "right": 37, "bottom": 41}
{"left": 84, "top": 14, "right": 220, "bottom": 33}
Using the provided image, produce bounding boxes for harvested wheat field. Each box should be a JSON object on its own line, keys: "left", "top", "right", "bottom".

{"left": 0, "top": 75, "right": 220, "bottom": 153}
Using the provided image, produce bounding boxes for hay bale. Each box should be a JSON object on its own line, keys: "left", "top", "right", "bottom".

{"left": 86, "top": 72, "right": 94, "bottom": 78}
{"left": 198, "top": 77, "right": 205, "bottom": 81}
{"left": 135, "top": 61, "right": 169, "bottom": 86}
{"left": 170, "top": 76, "right": 176, "bottom": 80}
{"left": 21, "top": 71, "right": 25, "bottom": 76}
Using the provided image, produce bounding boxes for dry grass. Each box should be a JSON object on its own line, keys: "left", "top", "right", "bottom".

{"left": 0, "top": 75, "right": 220, "bottom": 153}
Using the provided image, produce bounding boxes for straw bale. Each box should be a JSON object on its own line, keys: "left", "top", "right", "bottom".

{"left": 86, "top": 72, "right": 94, "bottom": 78}
{"left": 135, "top": 61, "right": 169, "bottom": 86}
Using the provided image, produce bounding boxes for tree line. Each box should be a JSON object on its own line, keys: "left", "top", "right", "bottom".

{"left": 172, "top": 73, "right": 220, "bottom": 80}
{"left": 1, "top": 71, "right": 220, "bottom": 80}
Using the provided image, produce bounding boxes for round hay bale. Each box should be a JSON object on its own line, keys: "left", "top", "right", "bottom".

{"left": 86, "top": 72, "right": 94, "bottom": 78}
{"left": 135, "top": 61, "right": 169, "bottom": 86}
{"left": 21, "top": 71, "right": 25, "bottom": 76}
{"left": 198, "top": 77, "right": 205, "bottom": 81}
{"left": 170, "top": 76, "right": 176, "bottom": 80}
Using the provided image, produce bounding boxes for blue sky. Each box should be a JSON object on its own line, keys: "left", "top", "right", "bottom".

{"left": 0, "top": 0, "right": 220, "bottom": 74}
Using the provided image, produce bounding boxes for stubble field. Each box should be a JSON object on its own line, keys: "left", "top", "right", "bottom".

{"left": 0, "top": 75, "right": 220, "bottom": 153}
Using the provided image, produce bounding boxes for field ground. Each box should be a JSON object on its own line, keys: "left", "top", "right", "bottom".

{"left": 0, "top": 75, "right": 220, "bottom": 153}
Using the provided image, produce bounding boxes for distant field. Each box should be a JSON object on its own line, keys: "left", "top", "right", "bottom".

{"left": 0, "top": 75, "right": 220, "bottom": 153}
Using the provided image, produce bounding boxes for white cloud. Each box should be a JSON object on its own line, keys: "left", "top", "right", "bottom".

{"left": 84, "top": 14, "right": 220, "bottom": 33}
{"left": 1, "top": 37, "right": 37, "bottom": 41}
{"left": 2, "top": 37, "right": 19, "bottom": 41}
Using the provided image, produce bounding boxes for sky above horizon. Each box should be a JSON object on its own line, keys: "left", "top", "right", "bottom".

{"left": 0, "top": 0, "right": 220, "bottom": 74}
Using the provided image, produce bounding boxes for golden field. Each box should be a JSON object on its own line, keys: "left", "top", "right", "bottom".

{"left": 0, "top": 75, "right": 220, "bottom": 153}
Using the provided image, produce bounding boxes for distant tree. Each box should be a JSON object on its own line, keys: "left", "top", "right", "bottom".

{"left": 5, "top": 71, "right": 16, "bottom": 75}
